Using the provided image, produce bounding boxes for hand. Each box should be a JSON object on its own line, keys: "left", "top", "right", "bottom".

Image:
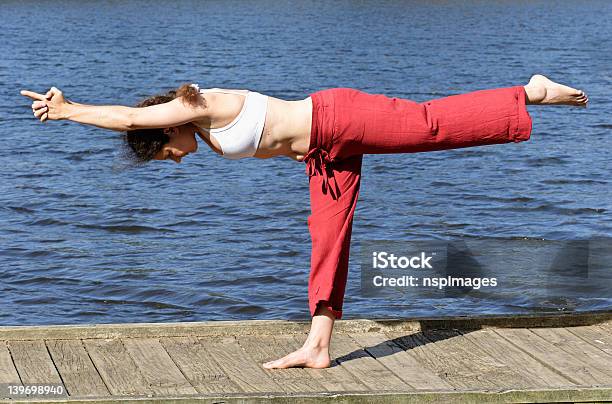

{"left": 20, "top": 87, "right": 68, "bottom": 122}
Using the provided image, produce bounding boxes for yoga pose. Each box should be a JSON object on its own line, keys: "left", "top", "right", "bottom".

{"left": 21, "top": 74, "right": 588, "bottom": 369}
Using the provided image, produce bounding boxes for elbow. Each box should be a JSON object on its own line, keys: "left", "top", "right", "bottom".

{"left": 124, "top": 110, "right": 137, "bottom": 131}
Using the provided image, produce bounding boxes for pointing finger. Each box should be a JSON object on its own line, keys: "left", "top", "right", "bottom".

{"left": 20, "top": 90, "right": 47, "bottom": 101}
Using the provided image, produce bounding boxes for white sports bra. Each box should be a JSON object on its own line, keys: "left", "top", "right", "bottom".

{"left": 195, "top": 85, "right": 269, "bottom": 160}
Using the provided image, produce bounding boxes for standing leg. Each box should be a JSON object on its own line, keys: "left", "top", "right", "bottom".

{"left": 306, "top": 154, "right": 363, "bottom": 319}
{"left": 263, "top": 154, "right": 362, "bottom": 369}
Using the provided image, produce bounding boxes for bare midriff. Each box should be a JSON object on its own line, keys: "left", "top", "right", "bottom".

{"left": 255, "top": 96, "right": 312, "bottom": 161}
{"left": 192, "top": 91, "right": 312, "bottom": 161}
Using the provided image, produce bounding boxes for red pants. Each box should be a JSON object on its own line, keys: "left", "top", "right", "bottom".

{"left": 303, "top": 86, "right": 532, "bottom": 319}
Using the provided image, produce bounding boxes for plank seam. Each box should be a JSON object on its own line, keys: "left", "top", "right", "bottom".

{"left": 91, "top": 338, "right": 154, "bottom": 396}
{"left": 78, "top": 339, "right": 112, "bottom": 397}
{"left": 120, "top": 338, "right": 164, "bottom": 394}
{"left": 197, "top": 336, "right": 245, "bottom": 393}
{"left": 565, "top": 327, "right": 612, "bottom": 358}
{"left": 335, "top": 335, "right": 414, "bottom": 391}
{"left": 527, "top": 328, "right": 612, "bottom": 374}
{"left": 530, "top": 328, "right": 612, "bottom": 379}
{"left": 385, "top": 332, "right": 457, "bottom": 388}
{"left": 226, "top": 335, "right": 284, "bottom": 392}
{"left": 418, "top": 329, "right": 501, "bottom": 389}
{"left": 491, "top": 329, "right": 584, "bottom": 385}
{"left": 5, "top": 341, "right": 24, "bottom": 386}
{"left": 334, "top": 354, "right": 375, "bottom": 389}
{"left": 196, "top": 335, "right": 281, "bottom": 393}
{"left": 456, "top": 329, "right": 577, "bottom": 388}
{"left": 0, "top": 340, "right": 22, "bottom": 387}
{"left": 156, "top": 337, "right": 199, "bottom": 393}
{"left": 43, "top": 340, "right": 68, "bottom": 396}
{"left": 234, "top": 335, "right": 324, "bottom": 393}
{"left": 348, "top": 333, "right": 419, "bottom": 389}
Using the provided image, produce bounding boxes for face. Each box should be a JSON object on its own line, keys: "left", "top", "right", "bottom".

{"left": 153, "top": 124, "right": 198, "bottom": 163}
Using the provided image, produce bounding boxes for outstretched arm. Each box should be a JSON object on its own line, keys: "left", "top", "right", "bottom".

{"left": 21, "top": 87, "right": 207, "bottom": 132}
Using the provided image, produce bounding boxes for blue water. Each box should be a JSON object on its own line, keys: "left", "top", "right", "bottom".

{"left": 1, "top": 0, "right": 610, "bottom": 325}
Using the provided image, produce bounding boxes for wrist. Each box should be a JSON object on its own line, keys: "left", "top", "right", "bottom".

{"left": 60, "top": 101, "right": 74, "bottom": 120}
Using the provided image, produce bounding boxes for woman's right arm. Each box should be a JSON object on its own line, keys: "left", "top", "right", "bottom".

{"left": 21, "top": 87, "right": 208, "bottom": 131}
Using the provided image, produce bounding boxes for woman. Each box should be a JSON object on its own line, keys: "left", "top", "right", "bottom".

{"left": 21, "top": 74, "right": 588, "bottom": 369}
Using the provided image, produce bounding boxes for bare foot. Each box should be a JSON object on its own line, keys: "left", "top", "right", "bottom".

{"left": 262, "top": 345, "right": 331, "bottom": 369}
{"left": 524, "top": 74, "right": 588, "bottom": 107}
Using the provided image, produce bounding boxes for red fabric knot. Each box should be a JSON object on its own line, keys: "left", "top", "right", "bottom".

{"left": 303, "top": 148, "right": 340, "bottom": 200}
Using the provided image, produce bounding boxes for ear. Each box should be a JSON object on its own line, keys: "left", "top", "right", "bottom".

{"left": 163, "top": 127, "right": 178, "bottom": 136}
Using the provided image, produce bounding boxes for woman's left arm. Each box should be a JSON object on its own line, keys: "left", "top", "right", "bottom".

{"left": 21, "top": 87, "right": 207, "bottom": 132}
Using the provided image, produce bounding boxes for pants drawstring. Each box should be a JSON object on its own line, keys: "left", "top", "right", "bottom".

{"left": 303, "top": 148, "right": 340, "bottom": 200}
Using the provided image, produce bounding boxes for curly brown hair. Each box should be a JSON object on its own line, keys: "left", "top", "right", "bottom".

{"left": 122, "top": 84, "right": 204, "bottom": 163}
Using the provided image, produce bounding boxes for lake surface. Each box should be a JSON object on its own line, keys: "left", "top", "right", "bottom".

{"left": 1, "top": 0, "right": 610, "bottom": 325}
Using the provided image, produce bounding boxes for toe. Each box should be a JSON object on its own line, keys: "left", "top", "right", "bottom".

{"left": 263, "top": 357, "right": 281, "bottom": 367}
{"left": 263, "top": 359, "right": 280, "bottom": 369}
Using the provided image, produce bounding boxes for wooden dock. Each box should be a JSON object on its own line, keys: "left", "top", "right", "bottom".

{"left": 1, "top": 312, "right": 611, "bottom": 403}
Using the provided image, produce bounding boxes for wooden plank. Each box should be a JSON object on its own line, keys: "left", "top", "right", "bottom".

{"left": 122, "top": 338, "right": 197, "bottom": 396}
{"left": 286, "top": 334, "right": 369, "bottom": 392}
{"left": 0, "top": 341, "right": 21, "bottom": 385}
{"left": 1, "top": 314, "right": 609, "bottom": 341}
{"left": 459, "top": 328, "right": 575, "bottom": 388}
{"left": 7, "top": 340, "right": 63, "bottom": 385}
{"left": 160, "top": 336, "right": 241, "bottom": 394}
{"left": 0, "top": 318, "right": 417, "bottom": 340}
{"left": 388, "top": 330, "right": 537, "bottom": 390}
{"left": 530, "top": 328, "right": 612, "bottom": 378}
{"left": 567, "top": 324, "right": 612, "bottom": 356}
{"left": 83, "top": 338, "right": 151, "bottom": 396}
{"left": 494, "top": 328, "right": 612, "bottom": 385}
{"left": 328, "top": 334, "right": 411, "bottom": 391}
{"left": 236, "top": 334, "right": 325, "bottom": 393}
{"left": 350, "top": 332, "right": 452, "bottom": 390}
{"left": 198, "top": 336, "right": 281, "bottom": 393}
{"left": 46, "top": 339, "right": 109, "bottom": 397}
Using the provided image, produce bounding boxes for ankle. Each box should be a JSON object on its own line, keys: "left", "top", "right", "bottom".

{"left": 303, "top": 338, "right": 329, "bottom": 351}
{"left": 524, "top": 79, "right": 546, "bottom": 105}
